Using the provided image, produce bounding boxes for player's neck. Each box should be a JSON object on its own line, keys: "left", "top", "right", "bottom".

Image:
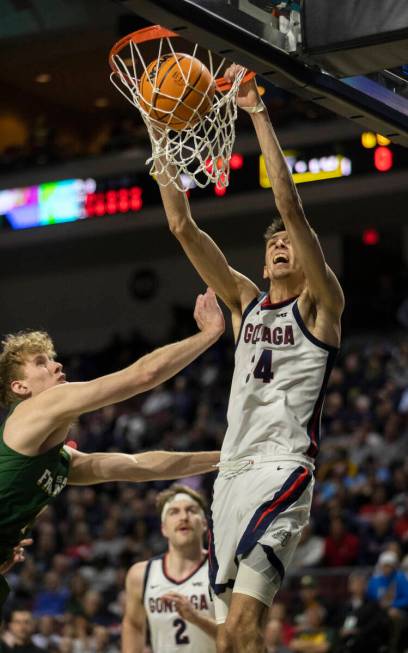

{"left": 268, "top": 279, "right": 304, "bottom": 304}
{"left": 166, "top": 544, "right": 205, "bottom": 580}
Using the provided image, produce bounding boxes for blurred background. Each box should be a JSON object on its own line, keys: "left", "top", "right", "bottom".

{"left": 0, "top": 1, "right": 407, "bottom": 652}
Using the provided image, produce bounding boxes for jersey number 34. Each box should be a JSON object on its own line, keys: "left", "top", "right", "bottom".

{"left": 253, "top": 349, "right": 274, "bottom": 383}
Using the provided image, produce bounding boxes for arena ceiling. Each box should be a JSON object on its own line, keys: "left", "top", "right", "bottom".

{"left": 0, "top": 0, "right": 332, "bottom": 130}
{"left": 0, "top": 0, "right": 152, "bottom": 118}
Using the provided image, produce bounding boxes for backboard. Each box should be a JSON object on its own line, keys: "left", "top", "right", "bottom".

{"left": 116, "top": 0, "right": 408, "bottom": 146}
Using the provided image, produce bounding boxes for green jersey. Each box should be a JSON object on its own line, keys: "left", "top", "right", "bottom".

{"left": 0, "top": 403, "right": 71, "bottom": 563}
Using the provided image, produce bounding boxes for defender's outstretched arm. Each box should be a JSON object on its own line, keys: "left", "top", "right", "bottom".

{"left": 11, "top": 290, "right": 224, "bottom": 452}
{"left": 67, "top": 449, "right": 219, "bottom": 485}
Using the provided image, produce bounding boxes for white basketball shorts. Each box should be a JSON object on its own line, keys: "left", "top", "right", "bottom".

{"left": 208, "top": 458, "right": 314, "bottom": 624}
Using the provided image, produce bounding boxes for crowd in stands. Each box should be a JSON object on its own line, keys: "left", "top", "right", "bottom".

{"left": 1, "top": 329, "right": 407, "bottom": 652}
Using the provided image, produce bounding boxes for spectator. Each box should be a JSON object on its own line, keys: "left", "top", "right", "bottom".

{"left": 264, "top": 618, "right": 291, "bottom": 653}
{"left": 367, "top": 551, "right": 408, "bottom": 652}
{"left": 1, "top": 610, "right": 44, "bottom": 652}
{"left": 32, "top": 571, "right": 69, "bottom": 617}
{"left": 323, "top": 517, "right": 359, "bottom": 566}
{"left": 360, "top": 511, "right": 396, "bottom": 565}
{"left": 32, "top": 615, "right": 61, "bottom": 650}
{"left": 88, "top": 625, "right": 119, "bottom": 653}
{"left": 79, "top": 590, "right": 114, "bottom": 626}
{"left": 91, "top": 519, "right": 127, "bottom": 565}
{"left": 334, "top": 571, "right": 390, "bottom": 653}
{"left": 289, "top": 605, "right": 335, "bottom": 653}
{"left": 65, "top": 573, "right": 89, "bottom": 616}
{"left": 293, "top": 576, "right": 326, "bottom": 627}
{"left": 268, "top": 601, "right": 295, "bottom": 645}
{"left": 367, "top": 550, "right": 408, "bottom": 613}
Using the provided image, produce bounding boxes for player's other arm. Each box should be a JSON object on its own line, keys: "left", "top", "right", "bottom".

{"left": 228, "top": 66, "right": 344, "bottom": 318}
{"left": 156, "top": 163, "right": 259, "bottom": 314}
{"left": 160, "top": 591, "right": 217, "bottom": 639}
{"left": 122, "top": 562, "right": 147, "bottom": 653}
{"left": 67, "top": 448, "right": 219, "bottom": 485}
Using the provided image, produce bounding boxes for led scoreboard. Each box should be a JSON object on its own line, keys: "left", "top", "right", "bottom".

{"left": 0, "top": 132, "right": 405, "bottom": 230}
{"left": 0, "top": 178, "right": 144, "bottom": 230}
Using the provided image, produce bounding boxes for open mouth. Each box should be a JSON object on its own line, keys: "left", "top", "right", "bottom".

{"left": 273, "top": 254, "right": 288, "bottom": 264}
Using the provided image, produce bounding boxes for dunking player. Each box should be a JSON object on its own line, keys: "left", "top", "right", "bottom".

{"left": 155, "top": 67, "right": 344, "bottom": 653}
{"left": 0, "top": 289, "right": 224, "bottom": 614}
{"left": 122, "top": 485, "right": 216, "bottom": 653}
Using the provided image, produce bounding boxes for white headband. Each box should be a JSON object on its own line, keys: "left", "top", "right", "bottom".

{"left": 161, "top": 492, "right": 202, "bottom": 522}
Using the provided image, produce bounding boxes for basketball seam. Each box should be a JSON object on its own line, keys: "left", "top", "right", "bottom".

{"left": 153, "top": 55, "right": 185, "bottom": 124}
{"left": 178, "top": 60, "right": 205, "bottom": 114}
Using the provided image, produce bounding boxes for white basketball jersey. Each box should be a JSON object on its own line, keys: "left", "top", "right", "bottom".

{"left": 143, "top": 553, "right": 216, "bottom": 653}
{"left": 222, "top": 293, "right": 338, "bottom": 464}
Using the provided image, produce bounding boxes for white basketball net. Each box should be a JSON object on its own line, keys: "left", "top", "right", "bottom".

{"left": 110, "top": 35, "right": 245, "bottom": 191}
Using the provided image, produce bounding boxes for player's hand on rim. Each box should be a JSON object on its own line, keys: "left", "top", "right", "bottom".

{"left": 224, "top": 63, "right": 261, "bottom": 111}
{"left": 194, "top": 288, "right": 225, "bottom": 338}
{"left": 160, "top": 592, "right": 198, "bottom": 623}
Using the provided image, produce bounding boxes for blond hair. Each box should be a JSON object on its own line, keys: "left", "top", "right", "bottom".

{"left": 0, "top": 330, "right": 56, "bottom": 407}
{"left": 156, "top": 484, "right": 207, "bottom": 516}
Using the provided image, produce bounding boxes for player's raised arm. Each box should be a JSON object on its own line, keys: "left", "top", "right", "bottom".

{"left": 227, "top": 65, "right": 344, "bottom": 319}
{"left": 156, "top": 160, "right": 259, "bottom": 315}
{"left": 8, "top": 290, "right": 224, "bottom": 453}
{"left": 122, "top": 562, "right": 147, "bottom": 653}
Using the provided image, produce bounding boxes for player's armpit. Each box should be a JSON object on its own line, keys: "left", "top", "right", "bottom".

{"left": 285, "top": 211, "right": 344, "bottom": 316}
{"left": 122, "top": 562, "right": 147, "bottom": 653}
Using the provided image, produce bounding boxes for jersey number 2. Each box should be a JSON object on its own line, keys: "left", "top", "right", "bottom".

{"left": 253, "top": 349, "right": 274, "bottom": 383}
{"left": 173, "top": 618, "right": 190, "bottom": 645}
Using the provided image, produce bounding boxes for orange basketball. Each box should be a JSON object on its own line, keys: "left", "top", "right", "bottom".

{"left": 139, "top": 53, "right": 215, "bottom": 131}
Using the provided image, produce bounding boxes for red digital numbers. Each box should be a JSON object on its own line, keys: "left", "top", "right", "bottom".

{"left": 85, "top": 186, "right": 143, "bottom": 217}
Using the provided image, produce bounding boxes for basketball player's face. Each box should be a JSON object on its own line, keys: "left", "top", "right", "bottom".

{"left": 162, "top": 499, "right": 206, "bottom": 548}
{"left": 263, "top": 231, "right": 303, "bottom": 282}
{"left": 12, "top": 352, "right": 66, "bottom": 399}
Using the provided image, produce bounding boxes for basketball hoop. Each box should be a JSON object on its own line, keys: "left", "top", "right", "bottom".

{"left": 109, "top": 26, "right": 255, "bottom": 191}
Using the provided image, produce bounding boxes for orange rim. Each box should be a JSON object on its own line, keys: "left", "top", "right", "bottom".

{"left": 109, "top": 25, "right": 257, "bottom": 92}
{"left": 216, "top": 70, "right": 256, "bottom": 91}
{"left": 109, "top": 26, "right": 178, "bottom": 71}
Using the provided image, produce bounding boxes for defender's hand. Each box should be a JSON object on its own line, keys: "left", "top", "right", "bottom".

{"left": 0, "top": 538, "right": 33, "bottom": 574}
{"left": 194, "top": 288, "right": 225, "bottom": 338}
{"left": 161, "top": 592, "right": 198, "bottom": 624}
{"left": 224, "top": 64, "right": 261, "bottom": 111}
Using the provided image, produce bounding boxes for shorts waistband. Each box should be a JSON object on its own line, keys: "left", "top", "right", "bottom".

{"left": 218, "top": 454, "right": 314, "bottom": 477}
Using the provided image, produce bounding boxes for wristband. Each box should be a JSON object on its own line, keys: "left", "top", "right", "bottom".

{"left": 242, "top": 99, "right": 266, "bottom": 114}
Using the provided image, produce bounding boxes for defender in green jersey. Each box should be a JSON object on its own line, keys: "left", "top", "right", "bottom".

{"left": 0, "top": 288, "right": 224, "bottom": 614}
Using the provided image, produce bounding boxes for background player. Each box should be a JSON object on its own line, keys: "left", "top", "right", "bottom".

{"left": 0, "top": 288, "right": 224, "bottom": 614}
{"left": 122, "top": 484, "right": 216, "bottom": 653}
{"left": 154, "top": 66, "right": 344, "bottom": 653}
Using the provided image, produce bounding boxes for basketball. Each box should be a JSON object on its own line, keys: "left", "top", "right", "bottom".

{"left": 139, "top": 53, "right": 215, "bottom": 131}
